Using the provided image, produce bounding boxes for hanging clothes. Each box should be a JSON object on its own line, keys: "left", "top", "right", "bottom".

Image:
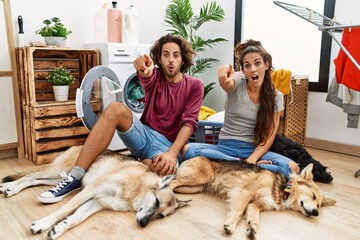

{"left": 333, "top": 27, "right": 360, "bottom": 92}
{"left": 271, "top": 69, "right": 292, "bottom": 118}
{"left": 326, "top": 76, "right": 360, "bottom": 128}
{"left": 271, "top": 69, "right": 292, "bottom": 95}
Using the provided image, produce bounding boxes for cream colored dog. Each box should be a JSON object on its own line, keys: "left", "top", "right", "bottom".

{"left": 170, "top": 157, "right": 336, "bottom": 239}
{"left": 1, "top": 146, "right": 189, "bottom": 239}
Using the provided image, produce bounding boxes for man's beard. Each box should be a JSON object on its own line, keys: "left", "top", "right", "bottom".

{"left": 163, "top": 66, "right": 181, "bottom": 78}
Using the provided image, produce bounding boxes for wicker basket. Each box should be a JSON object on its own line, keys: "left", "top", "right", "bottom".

{"left": 191, "top": 78, "right": 309, "bottom": 146}
{"left": 277, "top": 78, "right": 309, "bottom": 145}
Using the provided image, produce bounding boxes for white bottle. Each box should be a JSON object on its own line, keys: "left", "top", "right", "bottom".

{"left": 124, "top": 4, "right": 139, "bottom": 44}
{"left": 93, "top": 3, "right": 109, "bottom": 43}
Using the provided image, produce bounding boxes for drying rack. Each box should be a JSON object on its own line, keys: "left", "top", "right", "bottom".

{"left": 274, "top": 1, "right": 360, "bottom": 178}
{"left": 274, "top": 1, "right": 360, "bottom": 71}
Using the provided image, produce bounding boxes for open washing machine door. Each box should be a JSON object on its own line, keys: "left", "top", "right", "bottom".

{"left": 76, "top": 66, "right": 126, "bottom": 150}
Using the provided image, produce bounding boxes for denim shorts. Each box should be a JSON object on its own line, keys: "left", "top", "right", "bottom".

{"left": 117, "top": 113, "right": 180, "bottom": 165}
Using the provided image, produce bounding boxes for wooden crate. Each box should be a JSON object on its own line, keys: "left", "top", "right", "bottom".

{"left": 22, "top": 103, "right": 86, "bottom": 164}
{"left": 16, "top": 47, "right": 100, "bottom": 106}
{"left": 278, "top": 78, "right": 309, "bottom": 145}
{"left": 15, "top": 47, "right": 101, "bottom": 164}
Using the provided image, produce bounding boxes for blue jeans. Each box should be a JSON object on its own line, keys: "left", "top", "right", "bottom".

{"left": 116, "top": 113, "right": 180, "bottom": 166}
{"left": 182, "top": 139, "right": 294, "bottom": 178}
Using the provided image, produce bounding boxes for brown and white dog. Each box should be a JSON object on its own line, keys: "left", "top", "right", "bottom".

{"left": 0, "top": 146, "right": 189, "bottom": 240}
{"left": 170, "top": 156, "right": 336, "bottom": 239}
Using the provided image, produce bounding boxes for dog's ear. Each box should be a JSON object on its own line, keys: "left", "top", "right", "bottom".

{"left": 300, "top": 163, "right": 314, "bottom": 182}
{"left": 159, "top": 174, "right": 176, "bottom": 189}
{"left": 321, "top": 196, "right": 336, "bottom": 207}
{"left": 176, "top": 198, "right": 191, "bottom": 209}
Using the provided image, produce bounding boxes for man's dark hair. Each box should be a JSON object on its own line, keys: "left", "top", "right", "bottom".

{"left": 150, "top": 34, "right": 195, "bottom": 73}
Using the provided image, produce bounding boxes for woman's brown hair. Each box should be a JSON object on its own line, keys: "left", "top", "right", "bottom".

{"left": 234, "top": 39, "right": 277, "bottom": 145}
{"left": 150, "top": 34, "right": 195, "bottom": 73}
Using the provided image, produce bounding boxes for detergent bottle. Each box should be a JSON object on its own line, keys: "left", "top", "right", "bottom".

{"left": 107, "top": 1, "right": 122, "bottom": 42}
{"left": 93, "top": 3, "right": 109, "bottom": 43}
{"left": 124, "top": 4, "right": 139, "bottom": 43}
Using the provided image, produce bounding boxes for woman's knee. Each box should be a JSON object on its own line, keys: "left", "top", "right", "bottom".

{"left": 275, "top": 161, "right": 293, "bottom": 178}
{"left": 181, "top": 143, "right": 199, "bottom": 160}
{"left": 180, "top": 143, "right": 190, "bottom": 156}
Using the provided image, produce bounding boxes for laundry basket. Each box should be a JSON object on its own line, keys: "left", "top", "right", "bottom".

{"left": 189, "top": 120, "right": 223, "bottom": 144}
{"left": 277, "top": 78, "right": 309, "bottom": 146}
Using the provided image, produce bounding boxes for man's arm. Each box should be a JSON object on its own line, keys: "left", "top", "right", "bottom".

{"left": 133, "top": 54, "right": 154, "bottom": 78}
{"left": 153, "top": 76, "right": 204, "bottom": 176}
{"left": 153, "top": 125, "right": 192, "bottom": 176}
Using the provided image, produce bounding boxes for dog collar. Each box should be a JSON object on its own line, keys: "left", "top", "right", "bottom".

{"left": 283, "top": 180, "right": 293, "bottom": 200}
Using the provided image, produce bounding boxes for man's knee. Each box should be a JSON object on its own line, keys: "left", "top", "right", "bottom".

{"left": 103, "top": 102, "right": 129, "bottom": 119}
{"left": 102, "top": 102, "right": 132, "bottom": 128}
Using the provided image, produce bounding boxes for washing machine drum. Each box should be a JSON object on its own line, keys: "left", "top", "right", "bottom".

{"left": 123, "top": 72, "right": 146, "bottom": 113}
{"left": 76, "top": 66, "right": 125, "bottom": 130}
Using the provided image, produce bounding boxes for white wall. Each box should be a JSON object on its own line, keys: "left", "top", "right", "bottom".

{"left": 8, "top": 0, "right": 360, "bottom": 147}
{"left": 306, "top": 0, "right": 360, "bottom": 146}
{"left": 240, "top": 0, "right": 360, "bottom": 147}
{"left": 242, "top": 0, "right": 324, "bottom": 83}
{"left": 0, "top": 1, "right": 17, "bottom": 144}
{"left": 9, "top": 0, "right": 234, "bottom": 111}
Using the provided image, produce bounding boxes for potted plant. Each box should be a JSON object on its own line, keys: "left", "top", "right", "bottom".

{"left": 35, "top": 17, "right": 72, "bottom": 47}
{"left": 165, "top": 0, "right": 227, "bottom": 100}
{"left": 47, "top": 67, "right": 75, "bottom": 101}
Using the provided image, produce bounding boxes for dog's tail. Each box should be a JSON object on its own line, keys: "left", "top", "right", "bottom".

{"left": 1, "top": 164, "right": 53, "bottom": 183}
{"left": 2, "top": 173, "right": 25, "bottom": 182}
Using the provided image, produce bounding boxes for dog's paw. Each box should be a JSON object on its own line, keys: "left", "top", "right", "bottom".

{"left": 246, "top": 226, "right": 257, "bottom": 240}
{"left": 0, "top": 183, "right": 7, "bottom": 194}
{"left": 4, "top": 187, "right": 21, "bottom": 197}
{"left": 47, "top": 227, "right": 60, "bottom": 240}
{"left": 0, "top": 183, "right": 16, "bottom": 197}
{"left": 30, "top": 219, "right": 53, "bottom": 235}
{"left": 47, "top": 221, "right": 67, "bottom": 240}
{"left": 224, "top": 223, "right": 235, "bottom": 235}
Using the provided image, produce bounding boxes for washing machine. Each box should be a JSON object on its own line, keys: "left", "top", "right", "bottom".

{"left": 76, "top": 43, "right": 150, "bottom": 150}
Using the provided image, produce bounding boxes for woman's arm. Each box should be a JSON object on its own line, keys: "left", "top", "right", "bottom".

{"left": 246, "top": 112, "right": 300, "bottom": 173}
{"left": 218, "top": 64, "right": 235, "bottom": 93}
{"left": 245, "top": 111, "right": 280, "bottom": 164}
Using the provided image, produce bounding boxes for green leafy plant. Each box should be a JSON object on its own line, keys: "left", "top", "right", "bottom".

{"left": 35, "top": 17, "right": 72, "bottom": 38}
{"left": 165, "top": 0, "right": 227, "bottom": 99}
{"left": 47, "top": 67, "right": 75, "bottom": 86}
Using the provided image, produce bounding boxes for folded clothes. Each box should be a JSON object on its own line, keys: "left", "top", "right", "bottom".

{"left": 199, "top": 106, "right": 216, "bottom": 120}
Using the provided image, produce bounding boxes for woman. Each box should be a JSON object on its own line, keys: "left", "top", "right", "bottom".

{"left": 182, "top": 39, "right": 299, "bottom": 178}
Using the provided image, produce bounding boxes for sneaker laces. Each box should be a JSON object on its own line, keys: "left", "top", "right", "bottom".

{"left": 50, "top": 172, "right": 75, "bottom": 193}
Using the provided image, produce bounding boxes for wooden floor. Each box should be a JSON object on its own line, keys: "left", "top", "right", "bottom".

{"left": 0, "top": 148, "right": 359, "bottom": 240}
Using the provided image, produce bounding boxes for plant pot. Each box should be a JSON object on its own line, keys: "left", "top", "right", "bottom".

{"left": 53, "top": 85, "right": 69, "bottom": 101}
{"left": 44, "top": 37, "right": 67, "bottom": 47}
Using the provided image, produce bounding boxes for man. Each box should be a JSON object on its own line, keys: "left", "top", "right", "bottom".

{"left": 38, "top": 34, "right": 204, "bottom": 203}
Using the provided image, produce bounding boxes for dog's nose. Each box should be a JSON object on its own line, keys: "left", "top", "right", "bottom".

{"left": 312, "top": 209, "right": 319, "bottom": 216}
{"left": 328, "top": 176, "right": 333, "bottom": 182}
{"left": 138, "top": 218, "right": 149, "bottom": 228}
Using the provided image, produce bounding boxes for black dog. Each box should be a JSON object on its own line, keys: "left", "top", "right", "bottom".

{"left": 270, "top": 134, "right": 333, "bottom": 183}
